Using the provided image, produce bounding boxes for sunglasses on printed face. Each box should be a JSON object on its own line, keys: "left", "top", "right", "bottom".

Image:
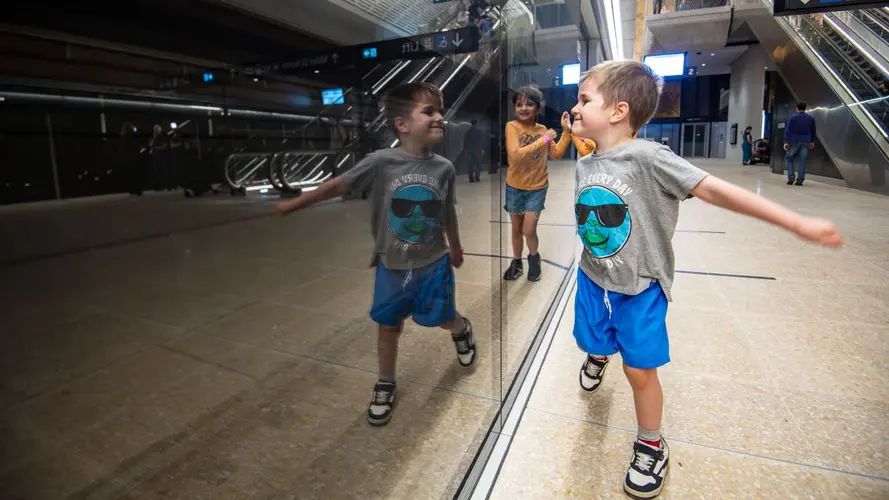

{"left": 575, "top": 203, "right": 629, "bottom": 228}
{"left": 391, "top": 198, "right": 443, "bottom": 218}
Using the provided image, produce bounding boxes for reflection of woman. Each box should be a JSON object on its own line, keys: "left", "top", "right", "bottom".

{"left": 118, "top": 122, "right": 143, "bottom": 195}
{"left": 149, "top": 124, "right": 172, "bottom": 190}
{"left": 742, "top": 126, "right": 753, "bottom": 165}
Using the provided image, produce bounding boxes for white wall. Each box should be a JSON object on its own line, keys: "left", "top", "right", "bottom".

{"left": 726, "top": 45, "right": 771, "bottom": 163}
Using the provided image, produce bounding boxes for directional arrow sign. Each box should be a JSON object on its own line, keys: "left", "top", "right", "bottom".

{"left": 245, "top": 26, "right": 479, "bottom": 75}
{"left": 453, "top": 32, "right": 463, "bottom": 48}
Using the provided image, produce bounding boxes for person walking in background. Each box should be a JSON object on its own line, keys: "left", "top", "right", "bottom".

{"left": 149, "top": 124, "right": 172, "bottom": 191}
{"left": 741, "top": 126, "right": 753, "bottom": 165}
{"left": 463, "top": 119, "right": 485, "bottom": 182}
{"left": 118, "top": 122, "right": 144, "bottom": 196}
{"left": 784, "top": 102, "right": 816, "bottom": 186}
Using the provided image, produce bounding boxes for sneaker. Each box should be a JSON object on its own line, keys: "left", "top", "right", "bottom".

{"left": 452, "top": 318, "right": 477, "bottom": 366}
{"left": 367, "top": 382, "right": 397, "bottom": 426}
{"left": 579, "top": 354, "right": 610, "bottom": 392}
{"left": 787, "top": 177, "right": 795, "bottom": 185}
{"left": 527, "top": 253, "right": 542, "bottom": 282}
{"left": 624, "top": 439, "right": 670, "bottom": 498}
{"left": 795, "top": 180, "right": 804, "bottom": 186}
{"left": 503, "top": 259, "right": 523, "bottom": 281}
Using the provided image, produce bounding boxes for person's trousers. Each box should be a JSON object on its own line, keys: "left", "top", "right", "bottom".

{"left": 785, "top": 142, "right": 809, "bottom": 182}
{"left": 466, "top": 151, "right": 481, "bottom": 179}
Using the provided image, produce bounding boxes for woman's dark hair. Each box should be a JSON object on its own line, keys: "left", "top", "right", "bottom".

{"left": 512, "top": 85, "right": 544, "bottom": 108}
{"left": 744, "top": 126, "right": 752, "bottom": 132}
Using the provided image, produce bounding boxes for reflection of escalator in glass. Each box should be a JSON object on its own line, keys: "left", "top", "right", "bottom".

{"left": 802, "top": 16, "right": 889, "bottom": 131}
{"left": 383, "top": 16, "right": 504, "bottom": 148}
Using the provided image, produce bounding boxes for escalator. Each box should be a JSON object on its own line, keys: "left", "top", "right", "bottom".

{"left": 808, "top": 16, "right": 889, "bottom": 128}
{"left": 855, "top": 8, "right": 889, "bottom": 45}
{"left": 747, "top": 1, "right": 889, "bottom": 193}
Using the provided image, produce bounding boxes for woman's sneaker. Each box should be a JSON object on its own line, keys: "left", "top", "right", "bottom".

{"left": 579, "top": 354, "right": 610, "bottom": 392}
{"left": 624, "top": 439, "right": 670, "bottom": 498}
{"left": 452, "top": 318, "right": 477, "bottom": 367}
{"left": 503, "top": 259, "right": 523, "bottom": 281}
{"left": 367, "top": 382, "right": 397, "bottom": 426}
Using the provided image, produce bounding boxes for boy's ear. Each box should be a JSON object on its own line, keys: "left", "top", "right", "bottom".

{"left": 610, "top": 101, "right": 630, "bottom": 125}
{"left": 394, "top": 116, "right": 409, "bottom": 133}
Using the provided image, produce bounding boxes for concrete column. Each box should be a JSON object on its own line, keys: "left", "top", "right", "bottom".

{"left": 726, "top": 45, "right": 771, "bottom": 164}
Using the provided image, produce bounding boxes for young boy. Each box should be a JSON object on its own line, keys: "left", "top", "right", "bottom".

{"left": 568, "top": 61, "right": 843, "bottom": 498}
{"left": 273, "top": 82, "right": 477, "bottom": 426}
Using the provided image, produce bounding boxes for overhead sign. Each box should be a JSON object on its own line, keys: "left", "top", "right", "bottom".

{"left": 773, "top": 0, "right": 888, "bottom": 16}
{"left": 246, "top": 26, "right": 481, "bottom": 76}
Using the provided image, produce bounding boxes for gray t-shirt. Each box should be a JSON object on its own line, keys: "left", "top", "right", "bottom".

{"left": 575, "top": 139, "right": 708, "bottom": 301}
{"left": 340, "top": 148, "right": 456, "bottom": 270}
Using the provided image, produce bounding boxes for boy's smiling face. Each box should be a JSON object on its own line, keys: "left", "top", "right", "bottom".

{"left": 395, "top": 92, "right": 445, "bottom": 146}
{"left": 571, "top": 78, "right": 614, "bottom": 141}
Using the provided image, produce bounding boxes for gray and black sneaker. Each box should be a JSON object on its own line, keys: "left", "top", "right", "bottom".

{"left": 579, "top": 354, "right": 610, "bottom": 392}
{"left": 367, "top": 382, "right": 397, "bottom": 426}
{"left": 452, "top": 318, "right": 477, "bottom": 367}
{"left": 624, "top": 439, "right": 670, "bottom": 498}
{"left": 527, "top": 253, "right": 542, "bottom": 282}
{"left": 503, "top": 259, "right": 523, "bottom": 281}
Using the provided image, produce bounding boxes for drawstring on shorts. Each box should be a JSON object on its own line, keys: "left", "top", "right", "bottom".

{"left": 402, "top": 269, "right": 413, "bottom": 290}
{"left": 603, "top": 289, "right": 612, "bottom": 319}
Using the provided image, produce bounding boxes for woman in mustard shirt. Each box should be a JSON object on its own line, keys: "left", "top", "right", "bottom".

{"left": 503, "top": 85, "right": 595, "bottom": 282}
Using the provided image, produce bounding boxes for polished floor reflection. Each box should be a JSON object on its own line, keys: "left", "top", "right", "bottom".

{"left": 490, "top": 160, "right": 889, "bottom": 499}
{"left": 0, "top": 162, "right": 578, "bottom": 499}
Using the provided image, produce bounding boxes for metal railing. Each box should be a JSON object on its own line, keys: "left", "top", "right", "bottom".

{"left": 224, "top": 149, "right": 357, "bottom": 194}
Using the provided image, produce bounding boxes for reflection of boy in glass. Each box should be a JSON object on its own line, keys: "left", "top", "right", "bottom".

{"left": 274, "top": 82, "right": 476, "bottom": 427}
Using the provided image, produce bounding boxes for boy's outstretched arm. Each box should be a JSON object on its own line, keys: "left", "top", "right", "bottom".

{"left": 273, "top": 177, "right": 350, "bottom": 215}
{"left": 690, "top": 176, "right": 843, "bottom": 247}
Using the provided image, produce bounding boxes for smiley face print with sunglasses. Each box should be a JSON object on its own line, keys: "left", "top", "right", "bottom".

{"left": 388, "top": 184, "right": 444, "bottom": 245}
{"left": 575, "top": 185, "right": 632, "bottom": 259}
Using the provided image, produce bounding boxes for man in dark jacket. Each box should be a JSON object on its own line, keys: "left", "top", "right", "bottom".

{"left": 463, "top": 119, "right": 485, "bottom": 182}
{"left": 784, "top": 102, "right": 816, "bottom": 186}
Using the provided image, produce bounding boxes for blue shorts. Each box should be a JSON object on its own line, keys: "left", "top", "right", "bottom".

{"left": 504, "top": 184, "right": 547, "bottom": 214}
{"left": 370, "top": 255, "right": 456, "bottom": 327}
{"left": 572, "top": 270, "right": 670, "bottom": 369}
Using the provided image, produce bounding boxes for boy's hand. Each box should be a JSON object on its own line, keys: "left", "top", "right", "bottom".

{"left": 450, "top": 247, "right": 464, "bottom": 268}
{"left": 560, "top": 112, "right": 571, "bottom": 132}
{"left": 544, "top": 129, "right": 558, "bottom": 141}
{"left": 796, "top": 217, "right": 843, "bottom": 247}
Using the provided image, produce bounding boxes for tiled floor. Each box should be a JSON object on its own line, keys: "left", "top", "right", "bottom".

{"left": 3, "top": 158, "right": 887, "bottom": 499}
{"left": 489, "top": 160, "right": 889, "bottom": 499}
{"left": 0, "top": 163, "right": 578, "bottom": 499}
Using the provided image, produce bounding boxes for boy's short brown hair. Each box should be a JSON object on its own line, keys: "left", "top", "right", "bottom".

{"left": 383, "top": 82, "right": 444, "bottom": 133}
{"left": 580, "top": 61, "right": 663, "bottom": 132}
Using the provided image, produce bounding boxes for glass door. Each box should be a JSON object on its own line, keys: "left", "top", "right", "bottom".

{"left": 681, "top": 122, "right": 711, "bottom": 158}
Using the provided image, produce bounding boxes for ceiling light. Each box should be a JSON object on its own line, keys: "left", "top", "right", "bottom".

{"left": 702, "top": 63, "right": 706, "bottom": 66}
{"left": 314, "top": 70, "right": 320, "bottom": 74}
{"left": 253, "top": 78, "right": 259, "bottom": 82}
{"left": 711, "top": 53, "right": 715, "bottom": 56}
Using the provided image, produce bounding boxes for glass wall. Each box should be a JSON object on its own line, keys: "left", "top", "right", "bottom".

{"left": 0, "top": 0, "right": 584, "bottom": 498}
